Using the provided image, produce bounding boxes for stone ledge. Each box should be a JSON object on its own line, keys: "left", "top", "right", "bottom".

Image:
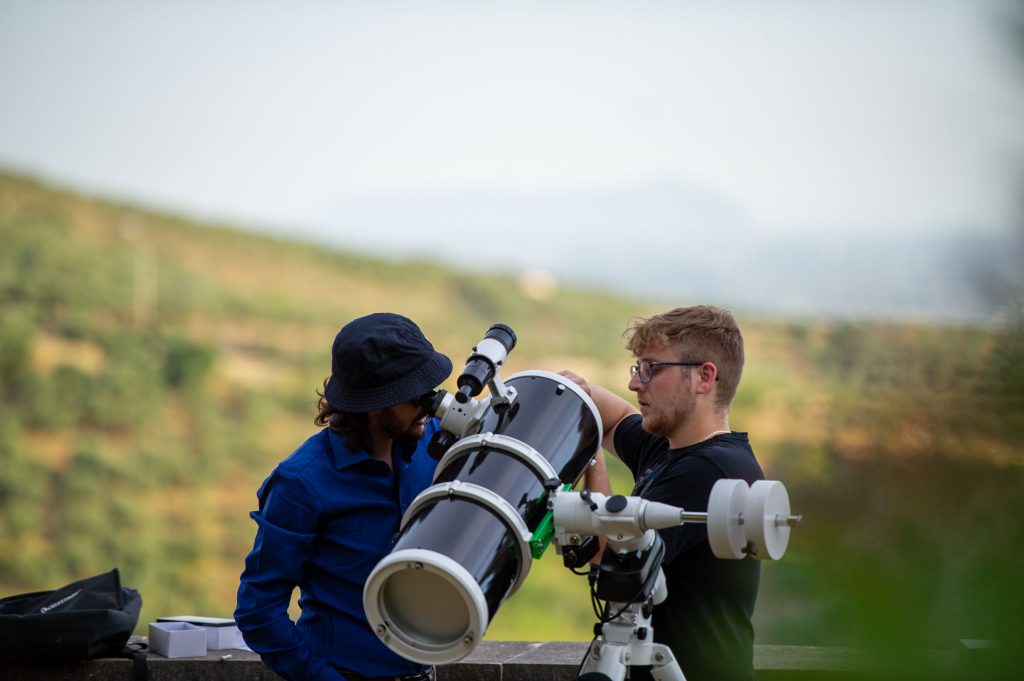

{"left": 0, "top": 640, "right": 979, "bottom": 681}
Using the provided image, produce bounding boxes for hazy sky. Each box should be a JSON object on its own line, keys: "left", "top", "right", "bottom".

{"left": 2, "top": 0, "right": 1023, "bottom": 314}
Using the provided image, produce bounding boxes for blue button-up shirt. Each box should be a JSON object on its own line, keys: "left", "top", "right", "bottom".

{"left": 235, "top": 421, "right": 441, "bottom": 681}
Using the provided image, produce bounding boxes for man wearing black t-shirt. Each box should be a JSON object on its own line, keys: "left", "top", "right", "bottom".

{"left": 568, "top": 305, "right": 764, "bottom": 681}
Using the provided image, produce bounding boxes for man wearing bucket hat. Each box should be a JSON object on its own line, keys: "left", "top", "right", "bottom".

{"left": 236, "top": 313, "right": 452, "bottom": 681}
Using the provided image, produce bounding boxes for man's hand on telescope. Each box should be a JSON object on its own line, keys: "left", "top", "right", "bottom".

{"left": 558, "top": 370, "right": 638, "bottom": 461}
{"left": 558, "top": 369, "right": 592, "bottom": 396}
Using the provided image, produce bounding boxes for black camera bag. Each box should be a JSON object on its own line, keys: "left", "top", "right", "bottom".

{"left": 0, "top": 568, "right": 142, "bottom": 662}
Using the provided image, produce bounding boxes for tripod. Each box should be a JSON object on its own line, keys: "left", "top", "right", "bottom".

{"left": 576, "top": 572, "right": 685, "bottom": 681}
{"left": 550, "top": 482, "right": 800, "bottom": 681}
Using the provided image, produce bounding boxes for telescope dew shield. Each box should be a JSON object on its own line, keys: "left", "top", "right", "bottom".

{"left": 363, "top": 370, "right": 601, "bottom": 664}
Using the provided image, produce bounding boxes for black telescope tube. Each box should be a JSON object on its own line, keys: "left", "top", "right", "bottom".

{"left": 363, "top": 370, "right": 602, "bottom": 666}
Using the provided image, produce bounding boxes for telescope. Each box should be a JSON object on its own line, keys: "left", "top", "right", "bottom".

{"left": 364, "top": 324, "right": 603, "bottom": 664}
{"left": 364, "top": 325, "right": 803, "bottom": 674}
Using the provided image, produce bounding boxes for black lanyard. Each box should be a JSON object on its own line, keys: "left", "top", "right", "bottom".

{"left": 633, "top": 454, "right": 673, "bottom": 497}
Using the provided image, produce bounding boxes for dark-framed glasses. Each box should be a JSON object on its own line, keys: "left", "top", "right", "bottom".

{"left": 629, "top": 359, "right": 704, "bottom": 384}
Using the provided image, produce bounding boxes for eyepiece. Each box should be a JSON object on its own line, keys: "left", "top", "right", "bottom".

{"left": 455, "top": 383, "right": 477, "bottom": 404}
{"left": 416, "top": 390, "right": 440, "bottom": 412}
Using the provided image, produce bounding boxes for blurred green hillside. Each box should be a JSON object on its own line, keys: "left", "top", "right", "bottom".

{"left": 1, "top": 169, "right": 1022, "bottom": 672}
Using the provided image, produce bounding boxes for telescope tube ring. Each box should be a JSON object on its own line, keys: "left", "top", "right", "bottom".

{"left": 433, "top": 432, "right": 560, "bottom": 486}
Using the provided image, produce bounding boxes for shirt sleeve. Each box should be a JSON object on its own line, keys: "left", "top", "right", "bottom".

{"left": 613, "top": 414, "right": 654, "bottom": 479}
{"left": 235, "top": 473, "right": 345, "bottom": 681}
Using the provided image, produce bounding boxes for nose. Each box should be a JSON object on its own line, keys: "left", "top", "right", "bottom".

{"left": 628, "top": 372, "right": 644, "bottom": 392}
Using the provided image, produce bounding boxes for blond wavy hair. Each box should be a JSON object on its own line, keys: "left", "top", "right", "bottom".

{"left": 624, "top": 305, "right": 745, "bottom": 410}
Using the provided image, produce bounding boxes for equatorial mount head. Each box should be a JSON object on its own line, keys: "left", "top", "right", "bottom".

{"left": 551, "top": 479, "right": 801, "bottom": 561}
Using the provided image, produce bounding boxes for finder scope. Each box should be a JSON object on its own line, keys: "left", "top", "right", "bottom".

{"left": 455, "top": 323, "right": 517, "bottom": 403}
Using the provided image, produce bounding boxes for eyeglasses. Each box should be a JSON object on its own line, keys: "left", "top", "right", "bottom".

{"left": 629, "top": 359, "right": 704, "bottom": 384}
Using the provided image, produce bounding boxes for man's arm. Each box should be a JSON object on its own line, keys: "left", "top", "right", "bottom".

{"left": 559, "top": 370, "right": 639, "bottom": 461}
{"left": 235, "top": 477, "right": 346, "bottom": 681}
{"left": 558, "top": 371, "right": 631, "bottom": 562}
{"left": 583, "top": 449, "right": 612, "bottom": 495}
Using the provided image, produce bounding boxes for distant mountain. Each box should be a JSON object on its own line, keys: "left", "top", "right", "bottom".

{"left": 613, "top": 230, "right": 1021, "bottom": 323}
{"left": 320, "top": 183, "right": 1022, "bottom": 322}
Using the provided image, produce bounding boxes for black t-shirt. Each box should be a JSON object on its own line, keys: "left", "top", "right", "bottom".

{"left": 614, "top": 414, "right": 765, "bottom": 681}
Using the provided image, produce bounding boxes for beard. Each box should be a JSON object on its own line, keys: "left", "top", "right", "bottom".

{"left": 378, "top": 406, "right": 426, "bottom": 445}
{"left": 640, "top": 376, "right": 696, "bottom": 440}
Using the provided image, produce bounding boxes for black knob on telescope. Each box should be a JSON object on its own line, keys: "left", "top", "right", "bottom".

{"left": 427, "top": 429, "right": 458, "bottom": 461}
{"left": 605, "top": 495, "right": 628, "bottom": 513}
{"left": 561, "top": 535, "right": 600, "bottom": 569}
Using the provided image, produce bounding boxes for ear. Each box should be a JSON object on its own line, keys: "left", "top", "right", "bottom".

{"left": 693, "top": 362, "right": 718, "bottom": 395}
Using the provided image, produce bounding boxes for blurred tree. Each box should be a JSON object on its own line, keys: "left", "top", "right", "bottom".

{"left": 164, "top": 337, "right": 218, "bottom": 388}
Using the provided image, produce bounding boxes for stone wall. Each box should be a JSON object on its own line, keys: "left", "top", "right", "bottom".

{"left": 0, "top": 640, "right": 959, "bottom": 681}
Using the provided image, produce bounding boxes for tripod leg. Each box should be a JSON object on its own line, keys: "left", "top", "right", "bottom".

{"left": 649, "top": 644, "right": 686, "bottom": 681}
{"left": 576, "top": 640, "right": 627, "bottom": 681}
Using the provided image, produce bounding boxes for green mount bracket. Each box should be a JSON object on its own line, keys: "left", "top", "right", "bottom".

{"left": 529, "top": 483, "right": 572, "bottom": 560}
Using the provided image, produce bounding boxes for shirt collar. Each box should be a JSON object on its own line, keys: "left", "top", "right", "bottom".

{"left": 326, "top": 429, "right": 416, "bottom": 470}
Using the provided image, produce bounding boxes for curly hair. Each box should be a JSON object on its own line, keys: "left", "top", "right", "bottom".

{"left": 624, "top": 305, "right": 745, "bottom": 410}
{"left": 315, "top": 377, "right": 373, "bottom": 454}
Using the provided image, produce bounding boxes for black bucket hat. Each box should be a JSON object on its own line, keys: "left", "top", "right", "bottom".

{"left": 324, "top": 313, "right": 452, "bottom": 413}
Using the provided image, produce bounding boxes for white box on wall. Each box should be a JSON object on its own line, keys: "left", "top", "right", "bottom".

{"left": 156, "top": 616, "right": 247, "bottom": 650}
{"left": 148, "top": 621, "right": 207, "bottom": 658}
